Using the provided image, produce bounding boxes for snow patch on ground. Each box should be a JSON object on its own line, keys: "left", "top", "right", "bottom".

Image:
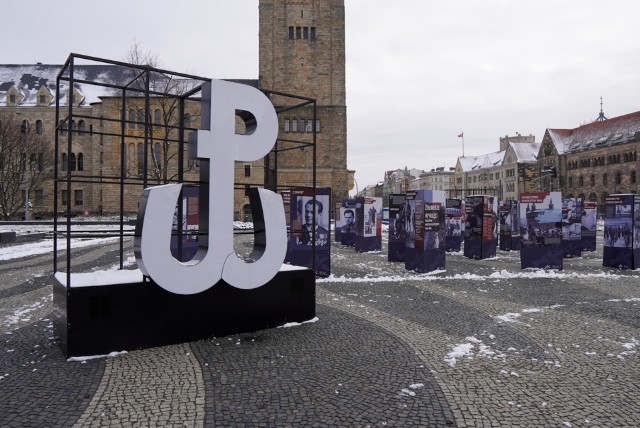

{"left": 67, "top": 351, "right": 128, "bottom": 362}
{"left": 444, "top": 336, "right": 506, "bottom": 367}
{"left": 278, "top": 317, "right": 319, "bottom": 328}
{"left": 3, "top": 296, "right": 50, "bottom": 329}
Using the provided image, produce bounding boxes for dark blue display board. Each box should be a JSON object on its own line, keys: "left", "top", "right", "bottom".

{"left": 355, "top": 197, "right": 382, "bottom": 252}
{"left": 286, "top": 187, "right": 331, "bottom": 276}
{"left": 445, "top": 198, "right": 464, "bottom": 252}
{"left": 403, "top": 190, "right": 446, "bottom": 272}
{"left": 170, "top": 185, "right": 200, "bottom": 262}
{"left": 581, "top": 201, "right": 597, "bottom": 251}
{"left": 388, "top": 193, "right": 406, "bottom": 261}
{"left": 338, "top": 199, "right": 357, "bottom": 246}
{"left": 334, "top": 200, "right": 342, "bottom": 243}
{"left": 499, "top": 200, "right": 520, "bottom": 251}
{"left": 562, "top": 197, "right": 582, "bottom": 258}
{"left": 603, "top": 194, "right": 639, "bottom": 269}
{"left": 403, "top": 191, "right": 419, "bottom": 269}
{"left": 464, "top": 195, "right": 498, "bottom": 259}
{"left": 519, "top": 192, "right": 563, "bottom": 270}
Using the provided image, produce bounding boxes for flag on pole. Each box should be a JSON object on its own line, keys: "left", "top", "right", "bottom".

{"left": 457, "top": 132, "right": 464, "bottom": 138}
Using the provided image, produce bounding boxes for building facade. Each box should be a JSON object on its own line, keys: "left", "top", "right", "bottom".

{"left": 0, "top": 0, "right": 350, "bottom": 220}
{"left": 410, "top": 167, "right": 455, "bottom": 193}
{"left": 539, "top": 111, "right": 640, "bottom": 207}
{"left": 259, "top": 0, "right": 350, "bottom": 201}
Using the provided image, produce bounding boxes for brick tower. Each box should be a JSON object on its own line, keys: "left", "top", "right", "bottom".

{"left": 259, "top": 0, "right": 349, "bottom": 200}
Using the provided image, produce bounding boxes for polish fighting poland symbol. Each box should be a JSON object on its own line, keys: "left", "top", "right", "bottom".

{"left": 134, "top": 80, "right": 287, "bottom": 294}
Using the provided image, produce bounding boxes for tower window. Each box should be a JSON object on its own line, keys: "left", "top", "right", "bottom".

{"left": 244, "top": 164, "right": 251, "bottom": 177}
{"left": 310, "top": 27, "right": 316, "bottom": 39}
{"left": 284, "top": 119, "right": 290, "bottom": 132}
{"left": 292, "top": 118, "right": 298, "bottom": 132}
{"left": 296, "top": 27, "right": 301, "bottom": 39}
{"left": 289, "top": 26, "right": 294, "bottom": 39}
{"left": 303, "top": 27, "right": 309, "bottom": 39}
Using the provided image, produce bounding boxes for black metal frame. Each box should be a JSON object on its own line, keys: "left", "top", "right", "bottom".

{"left": 54, "top": 53, "right": 318, "bottom": 286}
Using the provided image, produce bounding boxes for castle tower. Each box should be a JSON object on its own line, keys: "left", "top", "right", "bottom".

{"left": 259, "top": 0, "right": 349, "bottom": 200}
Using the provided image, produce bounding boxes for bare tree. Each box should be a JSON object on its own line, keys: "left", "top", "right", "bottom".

{"left": 123, "top": 42, "right": 199, "bottom": 184}
{"left": 0, "top": 111, "right": 54, "bottom": 219}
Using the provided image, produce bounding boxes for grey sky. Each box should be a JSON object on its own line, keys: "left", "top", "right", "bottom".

{"left": 3, "top": 1, "right": 640, "bottom": 191}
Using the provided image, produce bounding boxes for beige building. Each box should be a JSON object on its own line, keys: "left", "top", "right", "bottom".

{"left": 539, "top": 110, "right": 640, "bottom": 208}
{"left": 410, "top": 167, "right": 455, "bottom": 193}
{"left": 501, "top": 141, "right": 540, "bottom": 200}
{"left": 0, "top": 0, "right": 350, "bottom": 220}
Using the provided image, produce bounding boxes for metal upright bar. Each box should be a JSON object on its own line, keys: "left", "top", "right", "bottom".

{"left": 143, "top": 69, "right": 150, "bottom": 189}
{"left": 66, "top": 57, "right": 74, "bottom": 288}
{"left": 119, "top": 88, "right": 127, "bottom": 269}
{"left": 53, "top": 73, "right": 61, "bottom": 274}
{"left": 312, "top": 102, "right": 317, "bottom": 272}
{"left": 177, "top": 97, "right": 185, "bottom": 261}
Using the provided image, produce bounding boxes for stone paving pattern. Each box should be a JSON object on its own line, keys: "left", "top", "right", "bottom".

{"left": 1, "top": 234, "right": 639, "bottom": 426}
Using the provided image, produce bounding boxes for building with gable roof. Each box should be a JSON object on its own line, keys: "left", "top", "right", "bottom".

{"left": 502, "top": 140, "right": 541, "bottom": 200}
{"left": 538, "top": 110, "right": 640, "bottom": 207}
{"left": 454, "top": 150, "right": 505, "bottom": 199}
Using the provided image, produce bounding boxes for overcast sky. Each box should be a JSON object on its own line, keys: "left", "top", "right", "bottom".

{"left": 3, "top": 1, "right": 640, "bottom": 191}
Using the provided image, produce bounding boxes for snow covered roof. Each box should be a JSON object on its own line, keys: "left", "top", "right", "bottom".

{"left": 0, "top": 64, "right": 256, "bottom": 107}
{"left": 458, "top": 151, "right": 505, "bottom": 172}
{"left": 0, "top": 64, "right": 131, "bottom": 106}
{"left": 548, "top": 111, "right": 640, "bottom": 154}
{"left": 509, "top": 141, "right": 540, "bottom": 163}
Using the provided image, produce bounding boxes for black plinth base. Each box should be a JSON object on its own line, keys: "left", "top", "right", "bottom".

{"left": 53, "top": 269, "right": 316, "bottom": 358}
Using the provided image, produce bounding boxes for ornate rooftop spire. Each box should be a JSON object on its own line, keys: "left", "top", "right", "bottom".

{"left": 596, "top": 96, "right": 608, "bottom": 121}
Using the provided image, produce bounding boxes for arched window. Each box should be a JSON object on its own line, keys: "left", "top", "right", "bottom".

{"left": 632, "top": 171, "right": 636, "bottom": 184}
{"left": 69, "top": 153, "right": 76, "bottom": 171}
{"left": 137, "top": 143, "right": 144, "bottom": 174}
{"left": 616, "top": 172, "right": 622, "bottom": 185}
{"left": 578, "top": 193, "right": 585, "bottom": 200}
{"left": 59, "top": 120, "right": 67, "bottom": 134}
{"left": 590, "top": 175, "right": 595, "bottom": 186}
{"left": 578, "top": 176, "right": 583, "bottom": 187}
{"left": 78, "top": 120, "right": 86, "bottom": 134}
{"left": 128, "top": 143, "right": 135, "bottom": 174}
{"left": 184, "top": 113, "right": 191, "bottom": 129}
{"left": 137, "top": 110, "right": 145, "bottom": 130}
{"left": 602, "top": 173, "right": 607, "bottom": 186}
{"left": 71, "top": 120, "right": 77, "bottom": 134}
{"left": 77, "top": 153, "right": 84, "bottom": 171}
{"left": 154, "top": 143, "right": 161, "bottom": 170}
{"left": 154, "top": 109, "right": 161, "bottom": 128}
{"left": 568, "top": 177, "right": 573, "bottom": 188}
{"left": 62, "top": 153, "right": 67, "bottom": 171}
{"left": 35, "top": 120, "right": 43, "bottom": 135}
{"left": 588, "top": 192, "right": 597, "bottom": 202}
{"left": 129, "top": 109, "right": 137, "bottom": 128}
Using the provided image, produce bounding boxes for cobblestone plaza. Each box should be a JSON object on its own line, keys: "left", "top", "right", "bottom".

{"left": 1, "top": 231, "right": 639, "bottom": 427}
